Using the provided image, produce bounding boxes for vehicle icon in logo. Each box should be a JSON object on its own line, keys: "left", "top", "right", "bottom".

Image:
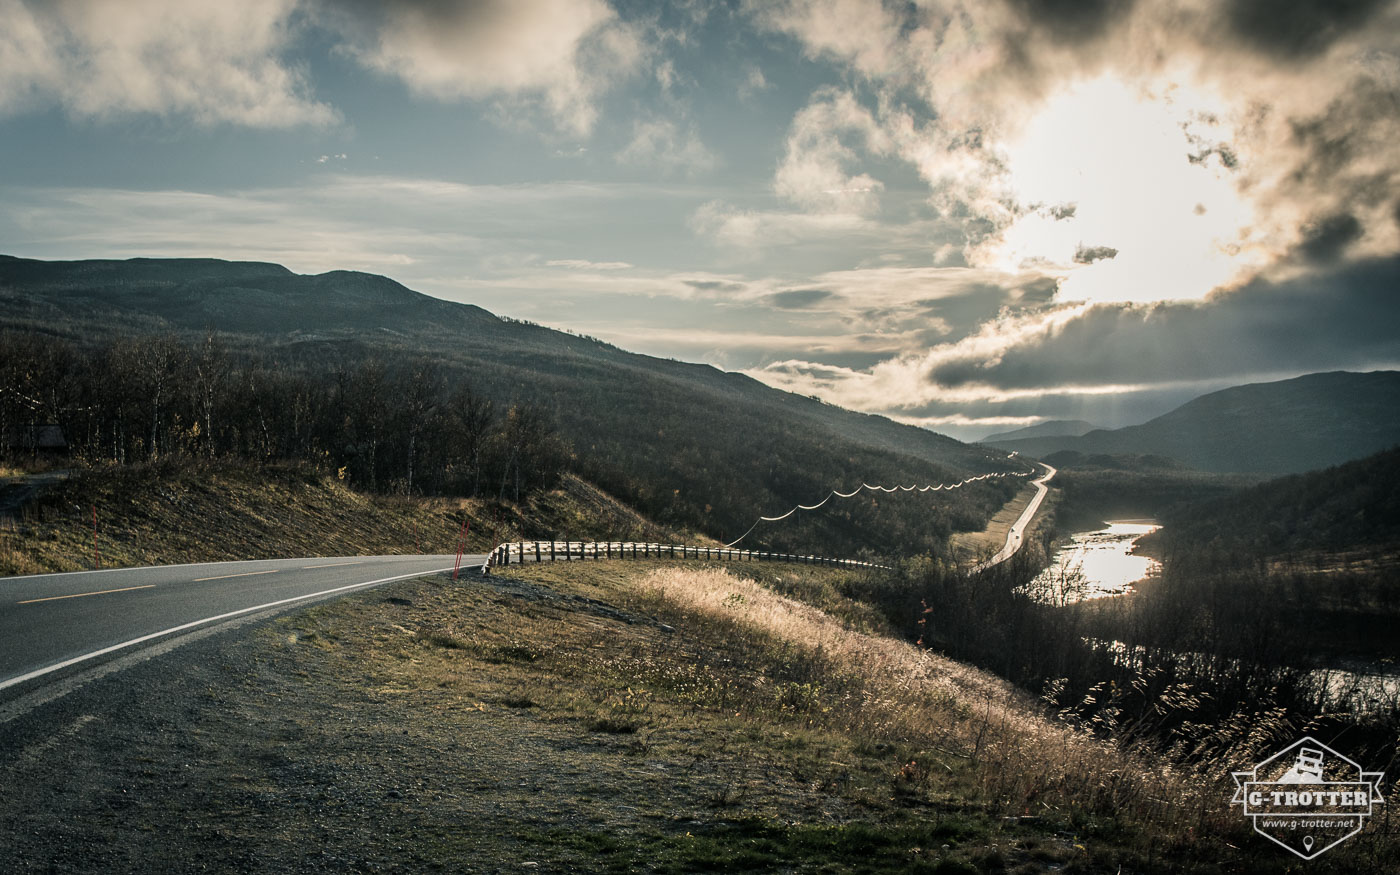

{"left": 1231, "top": 737, "right": 1385, "bottom": 859}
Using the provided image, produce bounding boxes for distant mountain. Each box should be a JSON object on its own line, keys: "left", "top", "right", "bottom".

{"left": 1040, "top": 451, "right": 1197, "bottom": 472}
{"left": 985, "top": 371, "right": 1400, "bottom": 475}
{"left": 979, "top": 419, "right": 1099, "bottom": 443}
{"left": 0, "top": 255, "right": 1021, "bottom": 555}
{"left": 0, "top": 255, "right": 500, "bottom": 337}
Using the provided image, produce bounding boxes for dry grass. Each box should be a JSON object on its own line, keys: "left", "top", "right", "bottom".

{"left": 0, "top": 463, "right": 685, "bottom": 577}
{"left": 636, "top": 566, "right": 1213, "bottom": 829}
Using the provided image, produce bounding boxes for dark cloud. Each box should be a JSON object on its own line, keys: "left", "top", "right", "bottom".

{"left": 769, "top": 288, "right": 835, "bottom": 309}
{"left": 1049, "top": 203, "right": 1077, "bottom": 220}
{"left": 1004, "top": 0, "right": 1137, "bottom": 44}
{"left": 1224, "top": 0, "right": 1390, "bottom": 59}
{"left": 1073, "top": 244, "right": 1118, "bottom": 264}
{"left": 911, "top": 277, "right": 1059, "bottom": 337}
{"left": 926, "top": 255, "right": 1400, "bottom": 391}
{"left": 1295, "top": 212, "right": 1363, "bottom": 264}
{"left": 684, "top": 279, "right": 746, "bottom": 293}
{"left": 1187, "top": 143, "right": 1238, "bottom": 169}
{"left": 1285, "top": 79, "right": 1400, "bottom": 199}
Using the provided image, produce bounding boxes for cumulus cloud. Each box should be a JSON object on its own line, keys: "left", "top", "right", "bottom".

{"left": 689, "top": 199, "right": 879, "bottom": 252}
{"left": 616, "top": 117, "right": 716, "bottom": 174}
{"left": 920, "top": 256, "right": 1400, "bottom": 391}
{"left": 322, "top": 0, "right": 642, "bottom": 136}
{"left": 0, "top": 0, "right": 335, "bottom": 127}
{"left": 747, "top": 0, "right": 1400, "bottom": 297}
{"left": 745, "top": 255, "right": 1400, "bottom": 432}
{"left": 773, "top": 88, "right": 889, "bottom": 213}
{"left": 0, "top": 0, "right": 646, "bottom": 135}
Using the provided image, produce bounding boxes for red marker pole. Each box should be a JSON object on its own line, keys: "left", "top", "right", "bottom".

{"left": 92, "top": 504, "right": 100, "bottom": 570}
{"left": 452, "top": 519, "right": 469, "bottom": 580}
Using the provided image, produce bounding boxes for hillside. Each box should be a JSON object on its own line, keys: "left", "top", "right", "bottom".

{"left": 0, "top": 463, "right": 686, "bottom": 577}
{"left": 0, "top": 255, "right": 1021, "bottom": 556}
{"left": 979, "top": 419, "right": 1099, "bottom": 443}
{"left": 986, "top": 371, "right": 1400, "bottom": 474}
{"left": 1144, "top": 445, "right": 1400, "bottom": 560}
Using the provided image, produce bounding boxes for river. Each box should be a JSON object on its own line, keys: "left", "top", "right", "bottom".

{"left": 1026, "top": 521, "right": 1161, "bottom": 604}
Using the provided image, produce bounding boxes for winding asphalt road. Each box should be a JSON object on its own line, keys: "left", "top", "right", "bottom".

{"left": 2, "top": 460, "right": 1053, "bottom": 698}
{"left": 0, "top": 554, "right": 482, "bottom": 694}
{"left": 977, "top": 462, "right": 1057, "bottom": 570}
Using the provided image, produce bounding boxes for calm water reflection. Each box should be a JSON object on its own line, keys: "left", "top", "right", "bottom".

{"left": 1030, "top": 522, "right": 1161, "bottom": 603}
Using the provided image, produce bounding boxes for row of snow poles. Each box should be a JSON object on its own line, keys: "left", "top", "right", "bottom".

{"left": 452, "top": 519, "right": 472, "bottom": 580}
{"left": 481, "top": 541, "right": 888, "bottom": 573}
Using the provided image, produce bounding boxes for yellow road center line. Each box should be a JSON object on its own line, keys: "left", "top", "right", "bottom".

{"left": 19, "top": 584, "right": 156, "bottom": 605}
{"left": 301, "top": 561, "right": 364, "bottom": 569}
{"left": 193, "top": 569, "right": 280, "bottom": 582}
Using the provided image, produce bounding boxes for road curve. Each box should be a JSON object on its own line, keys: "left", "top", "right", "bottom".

{"left": 976, "top": 462, "right": 1056, "bottom": 571}
{"left": 0, "top": 554, "right": 482, "bottom": 693}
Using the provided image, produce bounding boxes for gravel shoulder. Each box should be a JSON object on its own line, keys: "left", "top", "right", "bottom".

{"left": 0, "top": 567, "right": 939, "bottom": 873}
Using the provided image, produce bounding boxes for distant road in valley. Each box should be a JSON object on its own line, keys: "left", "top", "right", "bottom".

{"left": 0, "top": 554, "right": 477, "bottom": 695}
{"left": 977, "top": 463, "right": 1056, "bottom": 570}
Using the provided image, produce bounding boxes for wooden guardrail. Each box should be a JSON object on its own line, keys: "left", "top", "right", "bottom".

{"left": 481, "top": 540, "right": 888, "bottom": 574}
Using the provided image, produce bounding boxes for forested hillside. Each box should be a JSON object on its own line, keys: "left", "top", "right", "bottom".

{"left": 1146, "top": 445, "right": 1400, "bottom": 559}
{"left": 0, "top": 256, "right": 1023, "bottom": 556}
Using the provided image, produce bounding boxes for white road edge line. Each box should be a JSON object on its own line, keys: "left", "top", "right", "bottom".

{"left": 0, "top": 555, "right": 455, "bottom": 583}
{"left": 0, "top": 564, "right": 460, "bottom": 693}
{"left": 18, "top": 584, "right": 157, "bottom": 605}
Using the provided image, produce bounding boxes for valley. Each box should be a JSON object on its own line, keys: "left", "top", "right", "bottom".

{"left": 2, "top": 255, "right": 1399, "bottom": 873}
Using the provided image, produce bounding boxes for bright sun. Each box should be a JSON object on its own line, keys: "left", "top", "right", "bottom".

{"left": 986, "top": 76, "right": 1260, "bottom": 304}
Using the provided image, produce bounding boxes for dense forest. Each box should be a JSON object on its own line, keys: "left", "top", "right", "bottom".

{"left": 0, "top": 326, "right": 1020, "bottom": 557}
{"left": 1, "top": 331, "right": 568, "bottom": 502}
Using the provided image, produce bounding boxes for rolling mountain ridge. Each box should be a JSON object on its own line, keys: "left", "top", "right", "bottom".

{"left": 0, "top": 254, "right": 1022, "bottom": 555}
{"left": 979, "top": 419, "right": 1100, "bottom": 443}
{"left": 985, "top": 371, "right": 1400, "bottom": 474}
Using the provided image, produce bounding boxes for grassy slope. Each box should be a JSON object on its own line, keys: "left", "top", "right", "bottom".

{"left": 12, "top": 557, "right": 1383, "bottom": 872}
{"left": 0, "top": 463, "right": 689, "bottom": 577}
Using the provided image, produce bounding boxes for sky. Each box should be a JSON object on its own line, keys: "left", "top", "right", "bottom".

{"left": 2, "top": 0, "right": 1399, "bottom": 441}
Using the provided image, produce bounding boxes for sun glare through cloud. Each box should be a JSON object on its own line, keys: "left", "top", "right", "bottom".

{"left": 988, "top": 76, "right": 1261, "bottom": 305}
